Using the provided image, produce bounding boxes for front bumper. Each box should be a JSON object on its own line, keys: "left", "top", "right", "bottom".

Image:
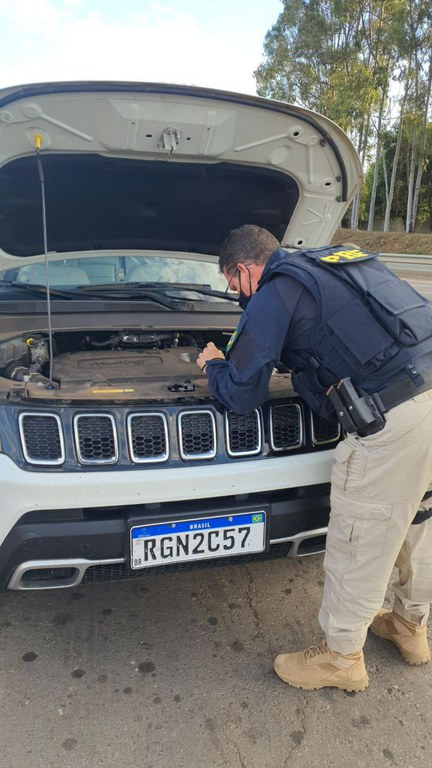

{"left": 0, "top": 451, "right": 333, "bottom": 589}
{"left": 3, "top": 487, "right": 330, "bottom": 589}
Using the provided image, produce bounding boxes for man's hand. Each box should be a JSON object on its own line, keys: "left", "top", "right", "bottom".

{"left": 197, "top": 342, "right": 225, "bottom": 373}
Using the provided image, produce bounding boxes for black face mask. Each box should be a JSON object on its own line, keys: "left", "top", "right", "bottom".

{"left": 238, "top": 291, "right": 251, "bottom": 310}
{"left": 238, "top": 268, "right": 252, "bottom": 310}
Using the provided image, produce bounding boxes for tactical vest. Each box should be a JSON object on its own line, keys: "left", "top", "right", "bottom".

{"left": 259, "top": 246, "right": 432, "bottom": 417}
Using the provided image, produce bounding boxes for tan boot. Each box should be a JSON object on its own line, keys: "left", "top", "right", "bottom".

{"left": 274, "top": 642, "right": 369, "bottom": 692}
{"left": 369, "top": 608, "right": 431, "bottom": 665}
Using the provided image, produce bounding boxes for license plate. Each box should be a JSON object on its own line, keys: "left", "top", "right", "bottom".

{"left": 130, "top": 511, "right": 266, "bottom": 570}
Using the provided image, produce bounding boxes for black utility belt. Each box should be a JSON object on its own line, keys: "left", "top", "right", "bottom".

{"left": 327, "top": 372, "right": 432, "bottom": 438}
{"left": 376, "top": 371, "right": 432, "bottom": 412}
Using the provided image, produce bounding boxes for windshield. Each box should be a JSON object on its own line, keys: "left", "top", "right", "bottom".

{"left": 0, "top": 254, "right": 228, "bottom": 292}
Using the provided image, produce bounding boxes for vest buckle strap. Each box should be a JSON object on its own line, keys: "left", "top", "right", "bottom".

{"left": 405, "top": 363, "right": 424, "bottom": 387}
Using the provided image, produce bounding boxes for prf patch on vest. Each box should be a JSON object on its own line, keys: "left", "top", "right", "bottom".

{"left": 313, "top": 247, "right": 375, "bottom": 264}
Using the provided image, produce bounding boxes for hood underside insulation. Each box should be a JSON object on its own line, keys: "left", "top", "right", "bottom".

{"left": 0, "top": 155, "right": 298, "bottom": 257}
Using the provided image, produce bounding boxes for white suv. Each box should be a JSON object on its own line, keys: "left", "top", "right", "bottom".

{"left": 0, "top": 81, "right": 363, "bottom": 590}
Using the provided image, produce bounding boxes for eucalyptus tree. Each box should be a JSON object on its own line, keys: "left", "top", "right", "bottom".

{"left": 255, "top": 0, "right": 428, "bottom": 231}
{"left": 404, "top": 0, "right": 432, "bottom": 232}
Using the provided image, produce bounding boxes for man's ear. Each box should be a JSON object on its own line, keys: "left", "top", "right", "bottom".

{"left": 236, "top": 262, "right": 250, "bottom": 278}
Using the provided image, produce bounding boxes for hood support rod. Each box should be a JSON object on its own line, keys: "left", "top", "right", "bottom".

{"left": 34, "top": 134, "right": 55, "bottom": 388}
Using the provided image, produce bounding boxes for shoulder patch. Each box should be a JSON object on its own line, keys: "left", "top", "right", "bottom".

{"left": 226, "top": 329, "right": 238, "bottom": 353}
{"left": 320, "top": 248, "right": 372, "bottom": 263}
{"left": 304, "top": 246, "right": 376, "bottom": 265}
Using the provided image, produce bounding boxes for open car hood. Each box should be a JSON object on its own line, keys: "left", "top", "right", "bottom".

{"left": 0, "top": 81, "right": 363, "bottom": 265}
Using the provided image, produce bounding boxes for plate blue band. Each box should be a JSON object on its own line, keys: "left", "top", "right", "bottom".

{"left": 131, "top": 512, "right": 265, "bottom": 539}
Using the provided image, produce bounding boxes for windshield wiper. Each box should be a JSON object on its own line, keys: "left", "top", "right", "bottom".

{"left": 77, "top": 281, "right": 239, "bottom": 302}
{"left": 1, "top": 281, "right": 185, "bottom": 310}
{"left": 2, "top": 280, "right": 239, "bottom": 307}
{"left": 3, "top": 281, "right": 89, "bottom": 299}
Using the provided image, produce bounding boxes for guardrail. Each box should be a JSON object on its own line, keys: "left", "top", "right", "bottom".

{"left": 379, "top": 252, "right": 432, "bottom": 261}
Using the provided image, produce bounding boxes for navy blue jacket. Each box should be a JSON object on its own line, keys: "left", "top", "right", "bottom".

{"left": 206, "top": 249, "right": 432, "bottom": 416}
{"left": 206, "top": 250, "right": 318, "bottom": 414}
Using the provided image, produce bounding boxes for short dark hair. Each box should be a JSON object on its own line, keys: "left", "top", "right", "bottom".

{"left": 219, "top": 225, "right": 280, "bottom": 273}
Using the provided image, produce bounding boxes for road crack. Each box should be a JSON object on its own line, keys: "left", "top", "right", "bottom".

{"left": 283, "top": 691, "right": 307, "bottom": 766}
{"left": 233, "top": 739, "right": 247, "bottom": 768}
{"left": 243, "top": 564, "right": 262, "bottom": 639}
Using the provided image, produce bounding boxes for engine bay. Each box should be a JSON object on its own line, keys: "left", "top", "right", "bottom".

{"left": 0, "top": 328, "right": 293, "bottom": 402}
{"left": 0, "top": 329, "right": 293, "bottom": 402}
{"left": 0, "top": 330, "right": 211, "bottom": 399}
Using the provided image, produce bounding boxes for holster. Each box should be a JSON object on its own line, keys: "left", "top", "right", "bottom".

{"left": 326, "top": 378, "right": 386, "bottom": 436}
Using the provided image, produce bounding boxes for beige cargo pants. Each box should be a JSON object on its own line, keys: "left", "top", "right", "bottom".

{"left": 319, "top": 389, "right": 432, "bottom": 655}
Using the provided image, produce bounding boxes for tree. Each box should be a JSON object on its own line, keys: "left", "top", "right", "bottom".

{"left": 254, "top": 0, "right": 432, "bottom": 231}
{"left": 363, "top": 121, "right": 432, "bottom": 228}
{"left": 256, "top": 2, "right": 403, "bottom": 143}
{"left": 403, "top": 1, "right": 432, "bottom": 230}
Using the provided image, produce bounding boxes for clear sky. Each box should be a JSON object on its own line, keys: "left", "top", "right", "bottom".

{"left": 0, "top": 0, "right": 282, "bottom": 94}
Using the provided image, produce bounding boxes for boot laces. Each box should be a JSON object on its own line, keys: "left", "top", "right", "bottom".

{"left": 304, "top": 641, "right": 332, "bottom": 661}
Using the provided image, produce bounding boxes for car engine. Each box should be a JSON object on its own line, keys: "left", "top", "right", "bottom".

{"left": 0, "top": 329, "right": 262, "bottom": 402}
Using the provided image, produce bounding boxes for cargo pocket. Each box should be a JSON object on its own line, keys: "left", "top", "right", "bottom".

{"left": 345, "top": 498, "right": 392, "bottom": 563}
{"left": 331, "top": 438, "right": 367, "bottom": 495}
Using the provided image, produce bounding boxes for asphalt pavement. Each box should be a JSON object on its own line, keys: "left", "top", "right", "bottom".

{"left": 1, "top": 554, "right": 431, "bottom": 768}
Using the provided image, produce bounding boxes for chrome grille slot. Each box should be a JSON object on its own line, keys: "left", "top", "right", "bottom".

{"left": 225, "top": 410, "right": 262, "bottom": 457}
{"left": 19, "top": 413, "right": 64, "bottom": 466}
{"left": 127, "top": 413, "right": 168, "bottom": 463}
{"left": 178, "top": 410, "right": 216, "bottom": 460}
{"left": 269, "top": 403, "right": 304, "bottom": 451}
{"left": 74, "top": 414, "right": 118, "bottom": 464}
{"left": 310, "top": 413, "right": 341, "bottom": 445}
